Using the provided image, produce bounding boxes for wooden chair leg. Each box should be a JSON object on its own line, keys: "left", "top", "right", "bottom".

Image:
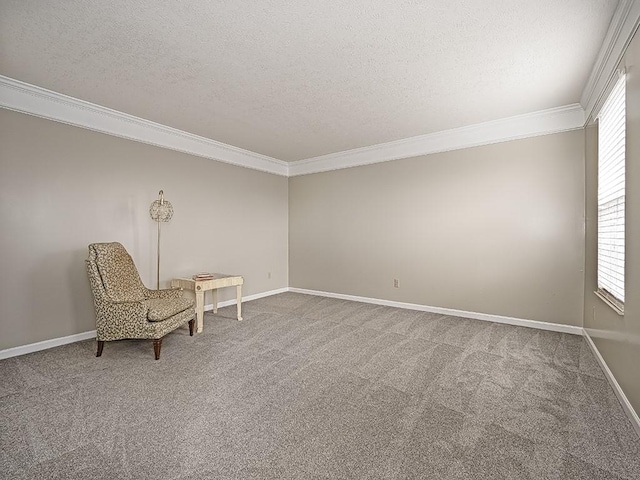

{"left": 153, "top": 338, "right": 162, "bottom": 360}
{"left": 96, "top": 340, "right": 104, "bottom": 357}
{"left": 188, "top": 319, "right": 194, "bottom": 336}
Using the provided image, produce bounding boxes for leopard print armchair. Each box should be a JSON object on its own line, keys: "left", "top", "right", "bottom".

{"left": 86, "top": 242, "right": 195, "bottom": 360}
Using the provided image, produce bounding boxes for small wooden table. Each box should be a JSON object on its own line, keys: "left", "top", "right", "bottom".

{"left": 171, "top": 274, "right": 243, "bottom": 333}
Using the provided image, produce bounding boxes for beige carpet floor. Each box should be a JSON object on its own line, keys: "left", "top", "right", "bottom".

{"left": 1, "top": 292, "right": 639, "bottom": 479}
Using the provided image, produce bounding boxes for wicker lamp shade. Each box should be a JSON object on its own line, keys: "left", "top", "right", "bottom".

{"left": 149, "top": 190, "right": 173, "bottom": 222}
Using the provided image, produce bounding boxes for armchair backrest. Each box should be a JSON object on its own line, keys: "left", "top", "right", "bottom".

{"left": 87, "top": 242, "right": 147, "bottom": 302}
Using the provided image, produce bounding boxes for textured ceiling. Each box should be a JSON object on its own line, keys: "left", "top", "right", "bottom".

{"left": 0, "top": 0, "right": 618, "bottom": 162}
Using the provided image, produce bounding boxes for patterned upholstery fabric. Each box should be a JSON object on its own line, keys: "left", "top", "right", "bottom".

{"left": 92, "top": 243, "right": 146, "bottom": 302}
{"left": 86, "top": 242, "right": 195, "bottom": 341}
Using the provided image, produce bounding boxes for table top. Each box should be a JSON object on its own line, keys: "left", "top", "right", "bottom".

{"left": 172, "top": 274, "right": 244, "bottom": 287}
{"left": 180, "top": 273, "right": 241, "bottom": 281}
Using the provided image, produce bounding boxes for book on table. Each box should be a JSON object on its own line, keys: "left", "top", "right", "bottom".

{"left": 192, "top": 273, "right": 214, "bottom": 281}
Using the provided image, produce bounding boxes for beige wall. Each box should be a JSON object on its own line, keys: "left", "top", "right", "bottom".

{"left": 584, "top": 29, "right": 640, "bottom": 414}
{"left": 0, "top": 109, "right": 289, "bottom": 350}
{"left": 290, "top": 130, "right": 586, "bottom": 326}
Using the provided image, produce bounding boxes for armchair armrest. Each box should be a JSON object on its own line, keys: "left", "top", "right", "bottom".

{"left": 145, "top": 288, "right": 183, "bottom": 300}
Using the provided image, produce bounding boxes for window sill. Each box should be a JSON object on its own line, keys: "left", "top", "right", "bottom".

{"left": 595, "top": 290, "right": 624, "bottom": 316}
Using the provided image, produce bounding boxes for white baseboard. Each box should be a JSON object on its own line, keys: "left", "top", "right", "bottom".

{"left": 288, "top": 287, "right": 584, "bottom": 335}
{"left": 0, "top": 287, "right": 290, "bottom": 360}
{"left": 0, "top": 330, "right": 97, "bottom": 361}
{"left": 583, "top": 329, "right": 640, "bottom": 437}
{"left": 203, "top": 287, "right": 290, "bottom": 312}
{"left": 2, "top": 286, "right": 639, "bottom": 437}
{"left": 290, "top": 287, "right": 640, "bottom": 435}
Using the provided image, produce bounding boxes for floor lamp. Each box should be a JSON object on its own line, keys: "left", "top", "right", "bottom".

{"left": 149, "top": 190, "right": 173, "bottom": 290}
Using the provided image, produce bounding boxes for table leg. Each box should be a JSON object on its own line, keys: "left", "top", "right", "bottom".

{"left": 195, "top": 288, "right": 204, "bottom": 333}
{"left": 212, "top": 289, "right": 218, "bottom": 314}
{"left": 236, "top": 285, "right": 243, "bottom": 321}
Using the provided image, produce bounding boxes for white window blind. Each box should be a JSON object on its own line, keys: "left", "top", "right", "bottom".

{"left": 597, "top": 74, "right": 626, "bottom": 309}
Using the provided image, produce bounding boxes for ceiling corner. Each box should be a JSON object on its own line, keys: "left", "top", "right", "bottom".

{"left": 580, "top": 0, "right": 640, "bottom": 120}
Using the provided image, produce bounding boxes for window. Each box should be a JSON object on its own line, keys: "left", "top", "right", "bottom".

{"left": 597, "top": 74, "right": 626, "bottom": 314}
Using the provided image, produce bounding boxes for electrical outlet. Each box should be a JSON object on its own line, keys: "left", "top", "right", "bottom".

{"left": 393, "top": 278, "right": 400, "bottom": 288}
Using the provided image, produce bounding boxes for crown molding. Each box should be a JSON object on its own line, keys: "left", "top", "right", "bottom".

{"left": 580, "top": 0, "right": 640, "bottom": 121}
{"left": 288, "top": 104, "right": 585, "bottom": 176}
{"left": 1, "top": 75, "right": 587, "bottom": 178}
{"left": 0, "top": 75, "right": 289, "bottom": 176}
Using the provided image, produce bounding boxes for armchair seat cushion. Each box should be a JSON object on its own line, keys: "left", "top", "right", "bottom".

{"left": 144, "top": 297, "right": 194, "bottom": 322}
